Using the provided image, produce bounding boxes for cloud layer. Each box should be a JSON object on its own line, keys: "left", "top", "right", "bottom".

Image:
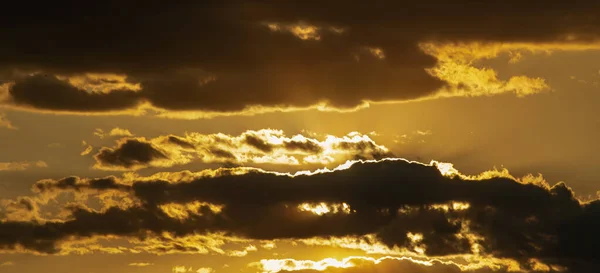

{"left": 91, "top": 130, "right": 392, "bottom": 170}
{"left": 0, "top": 159, "right": 598, "bottom": 272}
{"left": 1, "top": 1, "right": 598, "bottom": 115}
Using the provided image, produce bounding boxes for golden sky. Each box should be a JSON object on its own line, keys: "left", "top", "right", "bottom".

{"left": 1, "top": 2, "right": 600, "bottom": 273}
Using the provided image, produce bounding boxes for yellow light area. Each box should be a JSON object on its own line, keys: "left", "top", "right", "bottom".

{"left": 262, "top": 22, "right": 346, "bottom": 41}
{"left": 407, "top": 232, "right": 426, "bottom": 254}
{"left": 420, "top": 42, "right": 555, "bottom": 99}
{"left": 406, "top": 232, "right": 423, "bottom": 243}
{"left": 261, "top": 242, "right": 277, "bottom": 250}
{"left": 290, "top": 25, "right": 321, "bottom": 40}
{"left": 80, "top": 145, "right": 93, "bottom": 156}
{"left": 453, "top": 202, "right": 470, "bottom": 210}
{"left": 151, "top": 100, "right": 371, "bottom": 120}
{"left": 413, "top": 246, "right": 426, "bottom": 255}
{"left": 431, "top": 160, "right": 460, "bottom": 177}
{"left": 172, "top": 265, "right": 190, "bottom": 273}
{"left": 196, "top": 268, "right": 215, "bottom": 273}
{"left": 58, "top": 73, "right": 141, "bottom": 93}
{"left": 128, "top": 262, "right": 153, "bottom": 267}
{"left": 256, "top": 256, "right": 458, "bottom": 273}
{"left": 429, "top": 201, "right": 471, "bottom": 212}
{"left": 159, "top": 201, "right": 223, "bottom": 220}
{"left": 366, "top": 47, "right": 386, "bottom": 59}
{"left": 254, "top": 253, "right": 535, "bottom": 273}
{"left": 259, "top": 257, "right": 355, "bottom": 272}
{"left": 289, "top": 233, "right": 537, "bottom": 272}
{"left": 298, "top": 202, "right": 352, "bottom": 215}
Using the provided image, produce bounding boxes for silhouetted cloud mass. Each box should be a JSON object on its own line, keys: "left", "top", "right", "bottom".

{"left": 0, "top": 159, "right": 597, "bottom": 272}
{"left": 2, "top": 1, "right": 600, "bottom": 114}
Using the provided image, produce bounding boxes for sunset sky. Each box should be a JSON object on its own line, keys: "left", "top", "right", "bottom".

{"left": 1, "top": 1, "right": 600, "bottom": 273}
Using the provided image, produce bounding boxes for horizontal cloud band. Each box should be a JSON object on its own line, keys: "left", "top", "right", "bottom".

{"left": 1, "top": 158, "right": 598, "bottom": 272}
{"left": 3, "top": 1, "right": 596, "bottom": 116}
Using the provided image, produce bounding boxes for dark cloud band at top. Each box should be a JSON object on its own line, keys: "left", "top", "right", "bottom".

{"left": 0, "top": 1, "right": 599, "bottom": 114}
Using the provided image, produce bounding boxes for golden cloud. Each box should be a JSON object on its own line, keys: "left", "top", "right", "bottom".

{"left": 56, "top": 73, "right": 141, "bottom": 94}
{"left": 90, "top": 130, "right": 393, "bottom": 171}
{"left": 128, "top": 262, "right": 153, "bottom": 267}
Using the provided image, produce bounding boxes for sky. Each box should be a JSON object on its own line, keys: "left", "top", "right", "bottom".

{"left": 1, "top": 1, "right": 600, "bottom": 273}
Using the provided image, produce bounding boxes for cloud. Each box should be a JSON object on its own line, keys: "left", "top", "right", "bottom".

{"left": 93, "top": 138, "right": 173, "bottom": 171}
{"left": 252, "top": 256, "right": 555, "bottom": 273}
{"left": 8, "top": 74, "right": 142, "bottom": 112}
{"left": 2, "top": 2, "right": 600, "bottom": 116}
{"left": 173, "top": 266, "right": 215, "bottom": 273}
{"left": 420, "top": 43, "right": 550, "bottom": 99}
{"left": 93, "top": 127, "right": 134, "bottom": 139}
{"left": 196, "top": 268, "right": 214, "bottom": 273}
{"left": 0, "top": 161, "right": 47, "bottom": 171}
{"left": 173, "top": 266, "right": 193, "bottom": 273}
{"left": 0, "top": 197, "right": 40, "bottom": 222}
{"left": 80, "top": 141, "right": 93, "bottom": 156}
{"left": 91, "top": 130, "right": 393, "bottom": 171}
{"left": 128, "top": 262, "right": 153, "bottom": 267}
{"left": 0, "top": 158, "right": 596, "bottom": 272}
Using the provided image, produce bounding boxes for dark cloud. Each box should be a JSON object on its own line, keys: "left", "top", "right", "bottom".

{"left": 283, "top": 140, "right": 323, "bottom": 154}
{"left": 94, "top": 139, "right": 168, "bottom": 170}
{"left": 33, "top": 176, "right": 126, "bottom": 193}
{"left": 243, "top": 134, "right": 274, "bottom": 153}
{"left": 167, "top": 136, "right": 196, "bottom": 150}
{"left": 9, "top": 75, "right": 142, "bottom": 111}
{"left": 2, "top": 1, "right": 600, "bottom": 113}
{"left": 209, "top": 148, "right": 237, "bottom": 160}
{"left": 1, "top": 159, "right": 596, "bottom": 272}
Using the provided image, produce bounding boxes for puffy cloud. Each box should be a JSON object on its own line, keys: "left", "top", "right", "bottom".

{"left": 93, "top": 138, "right": 174, "bottom": 171}
{"left": 0, "top": 158, "right": 596, "bottom": 272}
{"left": 0, "top": 197, "right": 40, "bottom": 222}
{"left": 93, "top": 127, "right": 134, "bottom": 139}
{"left": 2, "top": 1, "right": 600, "bottom": 116}
{"left": 91, "top": 130, "right": 393, "bottom": 171}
